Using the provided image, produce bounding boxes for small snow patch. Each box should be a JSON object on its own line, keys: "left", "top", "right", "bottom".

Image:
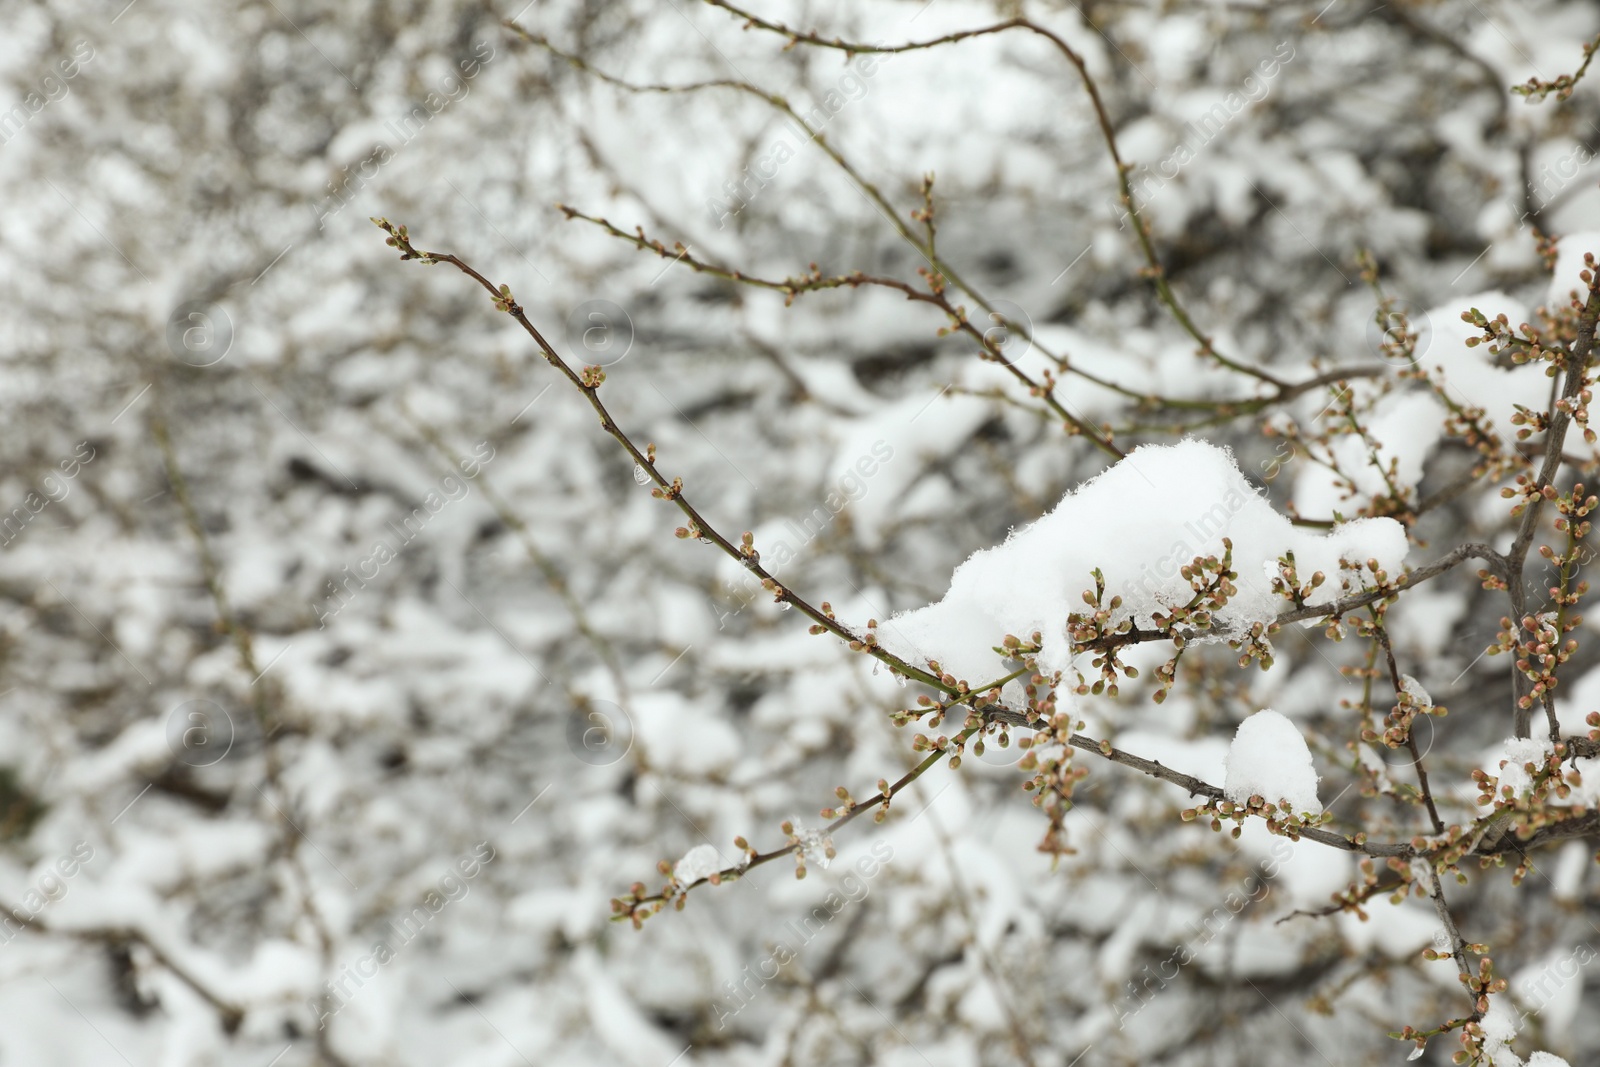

{"left": 1400, "top": 674, "right": 1432, "bottom": 709}
{"left": 1223, "top": 709, "right": 1322, "bottom": 815}
{"left": 1495, "top": 737, "right": 1554, "bottom": 799}
{"left": 672, "top": 844, "right": 725, "bottom": 885}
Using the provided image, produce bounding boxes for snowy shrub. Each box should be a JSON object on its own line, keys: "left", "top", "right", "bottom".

{"left": 6, "top": 1, "right": 1600, "bottom": 1066}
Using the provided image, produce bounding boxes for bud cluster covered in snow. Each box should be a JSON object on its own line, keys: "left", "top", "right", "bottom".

{"left": 887, "top": 440, "right": 1408, "bottom": 684}
{"left": 1223, "top": 709, "right": 1322, "bottom": 815}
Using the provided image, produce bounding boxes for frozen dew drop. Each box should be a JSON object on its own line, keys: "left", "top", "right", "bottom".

{"left": 697, "top": 536, "right": 713, "bottom": 545}
{"left": 792, "top": 821, "right": 832, "bottom": 869}
{"left": 632, "top": 464, "right": 649, "bottom": 484}
{"left": 777, "top": 600, "right": 793, "bottom": 611}
{"left": 894, "top": 673, "right": 908, "bottom": 688}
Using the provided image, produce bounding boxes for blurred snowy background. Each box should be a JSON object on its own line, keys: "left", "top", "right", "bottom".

{"left": 2, "top": 0, "right": 1600, "bottom": 1064}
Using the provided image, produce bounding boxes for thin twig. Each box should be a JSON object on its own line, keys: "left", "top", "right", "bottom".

{"left": 1372, "top": 617, "right": 1445, "bottom": 835}
{"left": 1073, "top": 541, "right": 1505, "bottom": 655}
{"left": 371, "top": 222, "right": 953, "bottom": 694}
{"left": 1505, "top": 285, "right": 1600, "bottom": 738}
{"left": 698, "top": 0, "right": 1284, "bottom": 386}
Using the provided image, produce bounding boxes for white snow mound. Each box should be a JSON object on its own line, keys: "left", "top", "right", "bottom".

{"left": 672, "top": 844, "right": 726, "bottom": 885}
{"left": 886, "top": 440, "right": 1408, "bottom": 684}
{"left": 1223, "top": 709, "right": 1322, "bottom": 815}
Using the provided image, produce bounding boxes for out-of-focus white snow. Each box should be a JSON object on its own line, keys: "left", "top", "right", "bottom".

{"left": 887, "top": 440, "right": 1408, "bottom": 684}
{"left": 1562, "top": 661, "right": 1600, "bottom": 715}
{"left": 1418, "top": 290, "right": 1552, "bottom": 448}
{"left": 1110, "top": 731, "right": 1229, "bottom": 785}
{"left": 1551, "top": 841, "right": 1589, "bottom": 902}
{"left": 632, "top": 691, "right": 740, "bottom": 777}
{"left": 1292, "top": 389, "right": 1446, "bottom": 518}
{"left": 1336, "top": 903, "right": 1441, "bottom": 960}
{"left": 833, "top": 390, "right": 992, "bottom": 548}
{"left": 1233, "top": 820, "right": 1349, "bottom": 911}
{"left": 573, "top": 946, "right": 690, "bottom": 1067}
{"left": 1512, "top": 947, "right": 1588, "bottom": 1040}
{"left": 1548, "top": 231, "right": 1600, "bottom": 305}
{"left": 1223, "top": 709, "right": 1322, "bottom": 815}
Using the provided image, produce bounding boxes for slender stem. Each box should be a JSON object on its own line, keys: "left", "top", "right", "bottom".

{"left": 1506, "top": 285, "right": 1600, "bottom": 737}
{"left": 640, "top": 720, "right": 985, "bottom": 909}
{"left": 374, "top": 226, "right": 954, "bottom": 694}
{"left": 1074, "top": 541, "right": 1505, "bottom": 654}
{"left": 147, "top": 400, "right": 353, "bottom": 1065}
{"left": 1372, "top": 615, "right": 1445, "bottom": 834}
{"left": 4, "top": 907, "right": 247, "bottom": 1026}
{"left": 698, "top": 0, "right": 1286, "bottom": 387}
{"left": 1425, "top": 863, "right": 1478, "bottom": 1006}
{"left": 510, "top": 15, "right": 1357, "bottom": 435}
{"left": 558, "top": 208, "right": 1125, "bottom": 456}
{"left": 151, "top": 409, "right": 277, "bottom": 749}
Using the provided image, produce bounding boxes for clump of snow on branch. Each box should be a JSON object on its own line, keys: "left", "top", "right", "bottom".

{"left": 1400, "top": 674, "right": 1432, "bottom": 710}
{"left": 1478, "top": 994, "right": 1574, "bottom": 1067}
{"left": 1492, "top": 738, "right": 1556, "bottom": 800}
{"left": 1223, "top": 709, "right": 1322, "bottom": 815}
{"left": 672, "top": 844, "right": 725, "bottom": 886}
{"left": 1485, "top": 735, "right": 1600, "bottom": 810}
{"left": 887, "top": 440, "right": 1408, "bottom": 683}
{"left": 1298, "top": 265, "right": 1600, "bottom": 519}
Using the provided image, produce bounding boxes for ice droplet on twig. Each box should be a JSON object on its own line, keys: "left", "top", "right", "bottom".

{"left": 777, "top": 601, "right": 792, "bottom": 611}
{"left": 632, "top": 464, "right": 649, "bottom": 484}
{"left": 1400, "top": 674, "right": 1433, "bottom": 709}
{"left": 792, "top": 820, "right": 832, "bottom": 869}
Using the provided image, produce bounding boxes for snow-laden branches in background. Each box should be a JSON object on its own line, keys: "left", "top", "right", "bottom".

{"left": 7, "top": 1, "right": 1600, "bottom": 1066}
